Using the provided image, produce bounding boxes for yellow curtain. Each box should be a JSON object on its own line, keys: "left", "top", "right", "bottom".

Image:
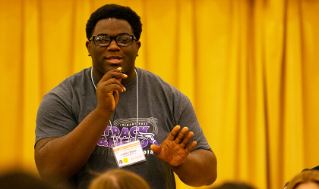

{"left": 0, "top": 0, "right": 318, "bottom": 189}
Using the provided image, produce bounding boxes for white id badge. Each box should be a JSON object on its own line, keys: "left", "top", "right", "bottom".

{"left": 112, "top": 140, "right": 146, "bottom": 168}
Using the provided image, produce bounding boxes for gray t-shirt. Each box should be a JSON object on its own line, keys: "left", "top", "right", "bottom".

{"left": 36, "top": 67, "right": 211, "bottom": 189}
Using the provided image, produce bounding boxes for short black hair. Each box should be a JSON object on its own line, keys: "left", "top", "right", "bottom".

{"left": 86, "top": 4, "right": 142, "bottom": 41}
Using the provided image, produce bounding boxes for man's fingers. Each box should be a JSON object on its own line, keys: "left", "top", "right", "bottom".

{"left": 186, "top": 141, "right": 197, "bottom": 153}
{"left": 98, "top": 78, "right": 126, "bottom": 93}
{"left": 96, "top": 67, "right": 128, "bottom": 92}
{"left": 150, "top": 144, "right": 161, "bottom": 155}
{"left": 179, "top": 131, "right": 194, "bottom": 148}
{"left": 100, "top": 67, "right": 128, "bottom": 82}
{"left": 174, "top": 127, "right": 189, "bottom": 144}
{"left": 167, "top": 126, "right": 181, "bottom": 141}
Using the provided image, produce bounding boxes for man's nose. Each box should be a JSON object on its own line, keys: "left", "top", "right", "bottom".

{"left": 108, "top": 39, "right": 120, "bottom": 50}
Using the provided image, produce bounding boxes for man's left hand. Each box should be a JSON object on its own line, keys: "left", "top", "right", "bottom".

{"left": 150, "top": 125, "right": 197, "bottom": 167}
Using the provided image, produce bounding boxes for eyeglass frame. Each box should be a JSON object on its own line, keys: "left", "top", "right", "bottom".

{"left": 89, "top": 33, "right": 137, "bottom": 47}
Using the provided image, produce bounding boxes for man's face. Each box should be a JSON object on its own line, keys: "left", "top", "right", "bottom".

{"left": 86, "top": 18, "right": 141, "bottom": 82}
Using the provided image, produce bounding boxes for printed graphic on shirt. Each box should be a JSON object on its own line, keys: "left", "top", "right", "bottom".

{"left": 97, "top": 117, "right": 159, "bottom": 152}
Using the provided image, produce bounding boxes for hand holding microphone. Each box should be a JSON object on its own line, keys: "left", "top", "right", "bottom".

{"left": 95, "top": 67, "right": 127, "bottom": 113}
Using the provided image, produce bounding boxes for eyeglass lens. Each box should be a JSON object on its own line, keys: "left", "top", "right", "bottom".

{"left": 94, "top": 35, "right": 133, "bottom": 46}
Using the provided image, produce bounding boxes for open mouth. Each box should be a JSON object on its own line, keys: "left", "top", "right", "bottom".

{"left": 106, "top": 57, "right": 123, "bottom": 64}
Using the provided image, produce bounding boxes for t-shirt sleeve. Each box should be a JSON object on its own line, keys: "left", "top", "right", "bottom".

{"left": 174, "top": 92, "right": 211, "bottom": 151}
{"left": 35, "top": 91, "right": 77, "bottom": 146}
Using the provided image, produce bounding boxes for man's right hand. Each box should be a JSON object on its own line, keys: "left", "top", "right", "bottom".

{"left": 95, "top": 67, "right": 127, "bottom": 113}
{"left": 35, "top": 67, "right": 128, "bottom": 184}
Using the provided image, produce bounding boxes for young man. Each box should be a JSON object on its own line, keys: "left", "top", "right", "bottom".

{"left": 35, "top": 4, "right": 217, "bottom": 189}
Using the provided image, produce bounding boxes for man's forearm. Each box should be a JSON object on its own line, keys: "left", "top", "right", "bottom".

{"left": 35, "top": 109, "right": 112, "bottom": 184}
{"left": 171, "top": 149, "right": 217, "bottom": 187}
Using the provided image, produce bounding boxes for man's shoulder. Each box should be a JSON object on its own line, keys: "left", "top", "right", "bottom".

{"left": 137, "top": 68, "right": 175, "bottom": 88}
{"left": 137, "top": 67, "right": 186, "bottom": 99}
{"left": 45, "top": 68, "right": 91, "bottom": 98}
{"left": 137, "top": 68, "right": 160, "bottom": 79}
{"left": 62, "top": 67, "right": 90, "bottom": 85}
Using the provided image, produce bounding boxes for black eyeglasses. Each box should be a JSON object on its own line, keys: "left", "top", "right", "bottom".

{"left": 89, "top": 34, "right": 137, "bottom": 47}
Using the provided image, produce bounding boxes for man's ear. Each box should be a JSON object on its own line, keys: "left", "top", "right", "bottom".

{"left": 136, "top": 41, "right": 141, "bottom": 50}
{"left": 86, "top": 41, "right": 91, "bottom": 56}
{"left": 136, "top": 41, "right": 141, "bottom": 55}
{"left": 135, "top": 41, "right": 141, "bottom": 57}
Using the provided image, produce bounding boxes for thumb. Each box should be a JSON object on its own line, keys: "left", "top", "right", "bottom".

{"left": 150, "top": 144, "right": 161, "bottom": 155}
